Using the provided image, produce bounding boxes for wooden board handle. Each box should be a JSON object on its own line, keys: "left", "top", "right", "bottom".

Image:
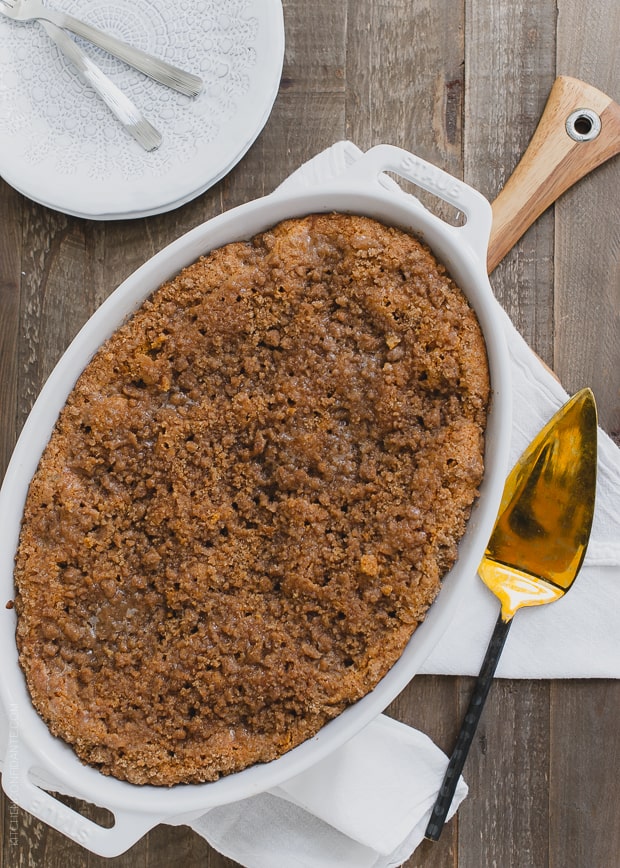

{"left": 488, "top": 76, "right": 620, "bottom": 273}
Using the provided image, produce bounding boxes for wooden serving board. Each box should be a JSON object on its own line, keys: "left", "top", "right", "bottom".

{"left": 488, "top": 76, "right": 620, "bottom": 273}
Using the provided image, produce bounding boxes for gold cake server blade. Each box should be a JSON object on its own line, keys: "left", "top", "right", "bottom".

{"left": 425, "top": 387, "right": 598, "bottom": 841}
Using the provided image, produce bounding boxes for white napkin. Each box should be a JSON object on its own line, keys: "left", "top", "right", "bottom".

{"left": 191, "top": 716, "right": 466, "bottom": 868}
{"left": 1, "top": 143, "right": 618, "bottom": 867}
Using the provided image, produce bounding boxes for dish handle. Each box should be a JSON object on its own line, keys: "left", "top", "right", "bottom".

{"left": 2, "top": 738, "right": 164, "bottom": 857}
{"left": 332, "top": 144, "right": 493, "bottom": 268}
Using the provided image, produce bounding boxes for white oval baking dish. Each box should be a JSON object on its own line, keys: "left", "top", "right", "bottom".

{"left": 0, "top": 145, "right": 512, "bottom": 856}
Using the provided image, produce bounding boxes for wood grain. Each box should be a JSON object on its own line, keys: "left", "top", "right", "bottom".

{"left": 0, "top": 179, "right": 21, "bottom": 477}
{"left": 459, "top": 5, "right": 557, "bottom": 867}
{"left": 346, "top": 0, "right": 465, "bottom": 222}
{"left": 1, "top": 1, "right": 618, "bottom": 867}
{"left": 554, "top": 1, "right": 620, "bottom": 440}
{"left": 549, "top": 680, "right": 620, "bottom": 868}
{"left": 551, "top": 3, "right": 620, "bottom": 867}
{"left": 465, "top": 0, "right": 557, "bottom": 363}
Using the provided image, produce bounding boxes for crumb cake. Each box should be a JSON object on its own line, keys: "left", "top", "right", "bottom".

{"left": 14, "top": 214, "right": 490, "bottom": 786}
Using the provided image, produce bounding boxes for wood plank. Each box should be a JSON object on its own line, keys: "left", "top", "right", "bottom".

{"left": 549, "top": 680, "right": 620, "bottom": 868}
{"left": 346, "top": 0, "right": 464, "bottom": 162}
{"left": 268, "top": 0, "right": 346, "bottom": 171}
{"left": 554, "top": 0, "right": 620, "bottom": 439}
{"left": 346, "top": 0, "right": 465, "bottom": 223}
{"left": 465, "top": 0, "right": 557, "bottom": 363}
{"left": 221, "top": 0, "right": 348, "bottom": 216}
{"left": 460, "top": 3, "right": 557, "bottom": 867}
{"left": 551, "top": 1, "right": 620, "bottom": 864}
{"left": 554, "top": 154, "right": 620, "bottom": 441}
{"left": 0, "top": 181, "right": 21, "bottom": 476}
{"left": 16, "top": 204, "right": 86, "bottom": 427}
{"left": 0, "top": 173, "right": 23, "bottom": 868}
{"left": 458, "top": 679, "right": 551, "bottom": 868}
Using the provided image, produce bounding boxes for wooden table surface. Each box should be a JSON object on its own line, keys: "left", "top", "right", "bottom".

{"left": 1, "top": 1, "right": 619, "bottom": 866}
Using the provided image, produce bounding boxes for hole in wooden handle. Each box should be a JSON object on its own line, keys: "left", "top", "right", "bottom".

{"left": 566, "top": 108, "right": 601, "bottom": 142}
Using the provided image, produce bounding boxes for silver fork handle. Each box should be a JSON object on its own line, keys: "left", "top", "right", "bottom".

{"left": 40, "top": 20, "right": 162, "bottom": 151}
{"left": 40, "top": 7, "right": 203, "bottom": 96}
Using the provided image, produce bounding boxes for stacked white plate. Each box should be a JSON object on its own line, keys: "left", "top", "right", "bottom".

{"left": 0, "top": 0, "right": 284, "bottom": 219}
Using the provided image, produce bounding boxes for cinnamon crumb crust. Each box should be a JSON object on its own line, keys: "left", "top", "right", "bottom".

{"left": 14, "top": 214, "right": 489, "bottom": 785}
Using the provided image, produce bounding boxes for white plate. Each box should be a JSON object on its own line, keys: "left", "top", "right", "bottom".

{"left": 0, "top": 0, "right": 284, "bottom": 219}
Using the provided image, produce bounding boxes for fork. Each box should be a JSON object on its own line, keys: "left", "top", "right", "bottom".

{"left": 1, "top": 3, "right": 162, "bottom": 151}
{"left": 0, "top": 0, "right": 203, "bottom": 96}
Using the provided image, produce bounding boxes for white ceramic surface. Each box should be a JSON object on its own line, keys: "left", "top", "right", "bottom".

{"left": 0, "top": 145, "right": 512, "bottom": 856}
{"left": 0, "top": 0, "right": 284, "bottom": 219}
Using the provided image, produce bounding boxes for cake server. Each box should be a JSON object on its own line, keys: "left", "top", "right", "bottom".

{"left": 0, "top": 0, "right": 203, "bottom": 96}
{"left": 425, "top": 387, "right": 598, "bottom": 841}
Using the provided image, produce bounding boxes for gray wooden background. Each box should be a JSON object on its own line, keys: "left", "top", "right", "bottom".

{"left": 1, "top": 1, "right": 618, "bottom": 866}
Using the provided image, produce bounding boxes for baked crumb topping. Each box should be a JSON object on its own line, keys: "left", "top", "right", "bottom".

{"left": 14, "top": 214, "right": 489, "bottom": 785}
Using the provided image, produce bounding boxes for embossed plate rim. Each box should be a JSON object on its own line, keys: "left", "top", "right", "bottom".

{"left": 0, "top": 0, "right": 284, "bottom": 219}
